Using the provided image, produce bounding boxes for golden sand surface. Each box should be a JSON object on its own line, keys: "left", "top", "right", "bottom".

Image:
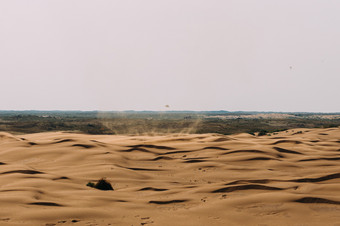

{"left": 1, "top": 128, "right": 340, "bottom": 225}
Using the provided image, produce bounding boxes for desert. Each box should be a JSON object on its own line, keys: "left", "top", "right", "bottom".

{"left": 2, "top": 0, "right": 340, "bottom": 225}
{"left": 1, "top": 127, "right": 340, "bottom": 225}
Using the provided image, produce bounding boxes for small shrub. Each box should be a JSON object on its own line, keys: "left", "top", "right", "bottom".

{"left": 86, "top": 182, "right": 95, "bottom": 188}
{"left": 258, "top": 130, "right": 268, "bottom": 136}
{"left": 87, "top": 178, "right": 114, "bottom": 191}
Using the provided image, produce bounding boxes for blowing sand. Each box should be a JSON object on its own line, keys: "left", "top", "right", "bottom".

{"left": 1, "top": 128, "right": 340, "bottom": 225}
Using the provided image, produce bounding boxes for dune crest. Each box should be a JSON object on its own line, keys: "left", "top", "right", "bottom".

{"left": 1, "top": 128, "right": 340, "bottom": 225}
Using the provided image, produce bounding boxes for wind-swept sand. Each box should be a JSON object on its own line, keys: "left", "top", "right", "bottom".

{"left": 1, "top": 128, "right": 340, "bottom": 225}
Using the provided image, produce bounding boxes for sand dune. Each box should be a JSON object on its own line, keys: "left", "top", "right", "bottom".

{"left": 1, "top": 128, "right": 340, "bottom": 225}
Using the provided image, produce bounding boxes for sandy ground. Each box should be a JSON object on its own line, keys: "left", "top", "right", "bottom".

{"left": 1, "top": 128, "right": 340, "bottom": 226}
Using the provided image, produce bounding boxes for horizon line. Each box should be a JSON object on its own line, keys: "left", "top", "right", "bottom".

{"left": 0, "top": 110, "right": 340, "bottom": 114}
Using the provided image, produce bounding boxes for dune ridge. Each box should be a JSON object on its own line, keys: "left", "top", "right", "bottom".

{"left": 0, "top": 128, "right": 340, "bottom": 225}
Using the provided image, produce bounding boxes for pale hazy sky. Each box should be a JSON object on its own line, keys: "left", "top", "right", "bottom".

{"left": 1, "top": 1, "right": 339, "bottom": 112}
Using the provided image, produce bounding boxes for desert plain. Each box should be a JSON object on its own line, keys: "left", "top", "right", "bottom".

{"left": 1, "top": 127, "right": 340, "bottom": 225}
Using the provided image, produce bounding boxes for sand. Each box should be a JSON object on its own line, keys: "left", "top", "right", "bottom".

{"left": 1, "top": 128, "right": 340, "bottom": 225}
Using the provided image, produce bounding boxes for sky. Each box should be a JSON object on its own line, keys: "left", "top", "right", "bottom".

{"left": 0, "top": 0, "right": 339, "bottom": 112}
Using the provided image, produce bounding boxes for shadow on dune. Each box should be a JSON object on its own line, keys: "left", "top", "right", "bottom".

{"left": 203, "top": 146, "right": 229, "bottom": 150}
{"left": 291, "top": 173, "right": 340, "bottom": 183}
{"left": 226, "top": 179, "right": 273, "bottom": 185}
{"left": 161, "top": 150, "right": 192, "bottom": 155}
{"left": 272, "top": 140, "right": 302, "bottom": 145}
{"left": 127, "top": 144, "right": 176, "bottom": 150}
{"left": 224, "top": 172, "right": 340, "bottom": 186}
{"left": 72, "top": 144, "right": 95, "bottom": 149}
{"left": 28, "top": 202, "right": 63, "bottom": 206}
{"left": 295, "top": 197, "right": 340, "bottom": 205}
{"left": 54, "top": 139, "right": 75, "bottom": 144}
{"left": 0, "top": 170, "right": 44, "bottom": 175}
{"left": 184, "top": 159, "right": 207, "bottom": 163}
{"left": 151, "top": 156, "right": 174, "bottom": 161}
{"left": 115, "top": 164, "right": 164, "bottom": 171}
{"left": 243, "top": 157, "right": 280, "bottom": 161}
{"left": 120, "top": 147, "right": 156, "bottom": 154}
{"left": 213, "top": 138, "right": 230, "bottom": 142}
{"left": 149, "top": 200, "right": 188, "bottom": 204}
{"left": 273, "top": 147, "right": 303, "bottom": 155}
{"left": 139, "top": 187, "right": 168, "bottom": 191}
{"left": 298, "top": 157, "right": 340, "bottom": 162}
{"left": 28, "top": 142, "right": 38, "bottom": 146}
{"left": 212, "top": 184, "right": 283, "bottom": 193}
{"left": 52, "top": 176, "right": 70, "bottom": 180}
{"left": 222, "top": 149, "right": 268, "bottom": 155}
